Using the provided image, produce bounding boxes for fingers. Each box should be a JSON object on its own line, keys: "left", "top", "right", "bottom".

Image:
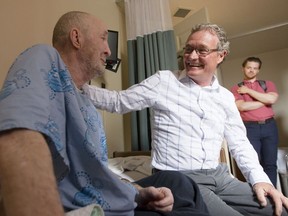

{"left": 254, "top": 187, "right": 282, "bottom": 216}
{"left": 254, "top": 183, "right": 287, "bottom": 216}
{"left": 281, "top": 195, "right": 288, "bottom": 209}
{"left": 138, "top": 187, "right": 174, "bottom": 212}
{"left": 254, "top": 185, "right": 267, "bottom": 207}
{"left": 237, "top": 86, "right": 249, "bottom": 94}
{"left": 152, "top": 188, "right": 174, "bottom": 211}
{"left": 272, "top": 192, "right": 288, "bottom": 216}
{"left": 269, "top": 190, "right": 283, "bottom": 216}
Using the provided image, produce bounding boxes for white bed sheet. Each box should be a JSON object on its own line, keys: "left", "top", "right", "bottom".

{"left": 108, "top": 155, "right": 152, "bottom": 182}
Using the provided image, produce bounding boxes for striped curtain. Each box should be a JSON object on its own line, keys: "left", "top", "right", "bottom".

{"left": 124, "top": 0, "right": 178, "bottom": 150}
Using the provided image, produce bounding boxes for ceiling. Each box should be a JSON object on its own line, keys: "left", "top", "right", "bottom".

{"left": 169, "top": 0, "right": 288, "bottom": 60}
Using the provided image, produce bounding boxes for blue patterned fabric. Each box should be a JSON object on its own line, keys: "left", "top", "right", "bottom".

{"left": 0, "top": 44, "right": 136, "bottom": 215}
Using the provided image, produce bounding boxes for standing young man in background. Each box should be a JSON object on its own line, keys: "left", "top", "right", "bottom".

{"left": 231, "top": 56, "right": 279, "bottom": 187}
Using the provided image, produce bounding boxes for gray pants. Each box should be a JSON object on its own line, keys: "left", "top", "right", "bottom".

{"left": 181, "top": 164, "right": 288, "bottom": 216}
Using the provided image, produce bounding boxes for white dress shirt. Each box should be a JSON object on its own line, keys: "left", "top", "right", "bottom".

{"left": 84, "top": 70, "right": 271, "bottom": 185}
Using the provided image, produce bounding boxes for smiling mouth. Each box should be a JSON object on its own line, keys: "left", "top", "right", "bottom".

{"left": 186, "top": 61, "right": 202, "bottom": 68}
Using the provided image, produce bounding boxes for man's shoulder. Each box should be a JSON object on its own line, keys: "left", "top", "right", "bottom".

{"left": 256, "top": 80, "right": 267, "bottom": 92}
{"left": 237, "top": 81, "right": 245, "bottom": 86}
{"left": 19, "top": 44, "right": 58, "bottom": 59}
{"left": 219, "top": 85, "right": 234, "bottom": 96}
{"left": 157, "top": 70, "right": 175, "bottom": 75}
{"left": 231, "top": 82, "right": 241, "bottom": 90}
{"left": 154, "top": 70, "right": 179, "bottom": 80}
{"left": 158, "top": 69, "right": 185, "bottom": 80}
{"left": 260, "top": 79, "right": 275, "bottom": 85}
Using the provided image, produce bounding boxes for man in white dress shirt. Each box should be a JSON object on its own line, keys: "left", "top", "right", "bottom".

{"left": 84, "top": 23, "right": 288, "bottom": 216}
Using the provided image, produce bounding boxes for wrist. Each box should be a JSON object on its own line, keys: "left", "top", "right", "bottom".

{"left": 120, "top": 178, "right": 143, "bottom": 191}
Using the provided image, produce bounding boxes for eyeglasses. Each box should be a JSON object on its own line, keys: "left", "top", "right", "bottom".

{"left": 183, "top": 45, "right": 219, "bottom": 57}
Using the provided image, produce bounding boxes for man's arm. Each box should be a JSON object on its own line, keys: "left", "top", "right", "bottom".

{"left": 237, "top": 85, "right": 278, "bottom": 105}
{"left": 235, "top": 99, "right": 265, "bottom": 112}
{"left": 83, "top": 73, "right": 160, "bottom": 113}
{"left": 0, "top": 129, "right": 64, "bottom": 216}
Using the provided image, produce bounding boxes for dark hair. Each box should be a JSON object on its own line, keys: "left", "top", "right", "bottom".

{"left": 242, "top": 57, "right": 262, "bottom": 69}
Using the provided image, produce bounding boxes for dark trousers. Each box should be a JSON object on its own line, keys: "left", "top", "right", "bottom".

{"left": 134, "top": 171, "right": 210, "bottom": 216}
{"left": 244, "top": 118, "right": 279, "bottom": 186}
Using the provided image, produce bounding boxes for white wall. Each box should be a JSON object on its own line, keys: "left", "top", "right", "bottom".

{"left": 221, "top": 48, "right": 288, "bottom": 147}
{"left": 0, "top": 0, "right": 126, "bottom": 157}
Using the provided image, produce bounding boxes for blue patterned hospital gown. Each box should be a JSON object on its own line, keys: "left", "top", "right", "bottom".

{"left": 0, "top": 44, "right": 137, "bottom": 215}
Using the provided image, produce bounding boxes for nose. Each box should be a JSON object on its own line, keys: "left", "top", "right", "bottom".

{"left": 105, "top": 44, "right": 111, "bottom": 57}
{"left": 188, "top": 49, "right": 199, "bottom": 59}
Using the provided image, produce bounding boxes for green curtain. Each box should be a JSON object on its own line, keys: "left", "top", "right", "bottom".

{"left": 127, "top": 30, "right": 178, "bottom": 151}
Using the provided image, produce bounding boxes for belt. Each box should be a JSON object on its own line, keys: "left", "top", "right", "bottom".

{"left": 243, "top": 117, "right": 274, "bottom": 125}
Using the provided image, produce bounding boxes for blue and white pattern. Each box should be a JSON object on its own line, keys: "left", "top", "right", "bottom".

{"left": 35, "top": 117, "right": 63, "bottom": 151}
{"left": 72, "top": 171, "right": 110, "bottom": 209}
{"left": 43, "top": 62, "right": 75, "bottom": 100}
{"left": 0, "top": 69, "right": 31, "bottom": 100}
{"left": 0, "top": 44, "right": 137, "bottom": 216}
{"left": 81, "top": 105, "right": 108, "bottom": 163}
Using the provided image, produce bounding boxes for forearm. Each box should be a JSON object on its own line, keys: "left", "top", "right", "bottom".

{"left": 247, "top": 89, "right": 278, "bottom": 105}
{"left": 0, "top": 129, "right": 64, "bottom": 216}
{"left": 236, "top": 100, "right": 264, "bottom": 111}
{"left": 85, "top": 85, "right": 124, "bottom": 113}
{"left": 121, "top": 178, "right": 143, "bottom": 191}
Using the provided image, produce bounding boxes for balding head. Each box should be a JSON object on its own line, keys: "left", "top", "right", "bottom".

{"left": 51, "top": 11, "right": 111, "bottom": 87}
{"left": 52, "top": 11, "right": 92, "bottom": 48}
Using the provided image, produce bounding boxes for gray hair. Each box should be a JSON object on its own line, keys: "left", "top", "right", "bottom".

{"left": 190, "top": 23, "right": 230, "bottom": 55}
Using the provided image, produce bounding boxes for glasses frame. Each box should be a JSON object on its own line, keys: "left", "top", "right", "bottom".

{"left": 183, "top": 45, "right": 219, "bottom": 57}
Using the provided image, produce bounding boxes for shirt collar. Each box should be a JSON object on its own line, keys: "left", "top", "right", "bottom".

{"left": 178, "top": 69, "right": 220, "bottom": 89}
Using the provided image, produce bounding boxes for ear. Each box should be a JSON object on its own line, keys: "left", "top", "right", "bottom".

{"left": 70, "top": 28, "right": 81, "bottom": 49}
{"left": 217, "top": 50, "right": 227, "bottom": 64}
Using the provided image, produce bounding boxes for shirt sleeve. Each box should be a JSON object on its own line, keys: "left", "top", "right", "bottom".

{"left": 84, "top": 72, "right": 161, "bottom": 113}
{"left": 0, "top": 44, "right": 70, "bottom": 181}
{"left": 266, "top": 80, "right": 278, "bottom": 93}
{"left": 223, "top": 90, "right": 272, "bottom": 185}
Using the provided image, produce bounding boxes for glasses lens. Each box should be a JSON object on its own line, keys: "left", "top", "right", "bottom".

{"left": 184, "top": 46, "right": 193, "bottom": 54}
{"left": 198, "top": 49, "right": 209, "bottom": 55}
{"left": 184, "top": 45, "right": 218, "bottom": 57}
